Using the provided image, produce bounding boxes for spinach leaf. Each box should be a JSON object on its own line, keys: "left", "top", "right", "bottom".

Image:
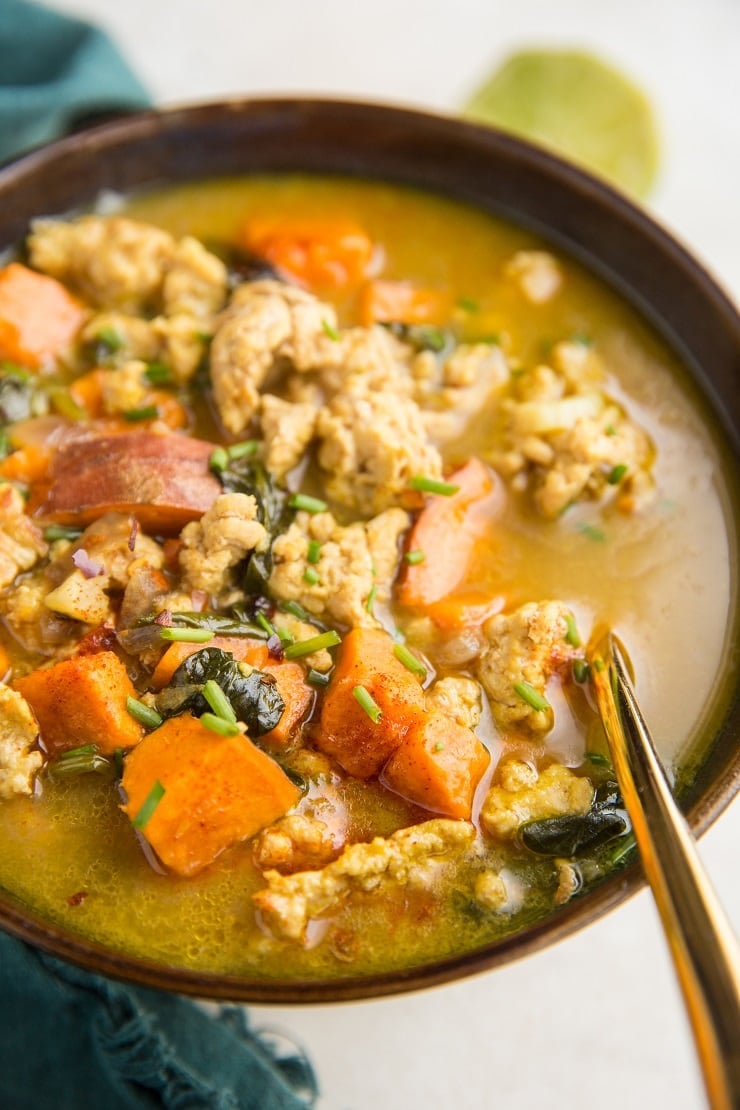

{"left": 156, "top": 647, "right": 285, "bottom": 736}
{"left": 382, "top": 322, "right": 455, "bottom": 354}
{"left": 168, "top": 610, "right": 268, "bottom": 638}
{"left": 521, "top": 780, "right": 629, "bottom": 858}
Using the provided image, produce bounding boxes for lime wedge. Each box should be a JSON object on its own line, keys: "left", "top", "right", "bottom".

{"left": 462, "top": 49, "right": 660, "bottom": 198}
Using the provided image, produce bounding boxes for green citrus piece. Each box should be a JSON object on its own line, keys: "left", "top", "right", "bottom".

{"left": 462, "top": 49, "right": 660, "bottom": 198}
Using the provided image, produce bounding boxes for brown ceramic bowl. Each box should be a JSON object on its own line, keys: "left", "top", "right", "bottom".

{"left": 0, "top": 99, "right": 738, "bottom": 1003}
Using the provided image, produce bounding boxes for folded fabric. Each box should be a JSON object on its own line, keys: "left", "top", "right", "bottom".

{"left": 0, "top": 0, "right": 150, "bottom": 163}
{"left": 0, "top": 934, "right": 317, "bottom": 1109}
{"left": 0, "top": 5, "right": 318, "bottom": 1107}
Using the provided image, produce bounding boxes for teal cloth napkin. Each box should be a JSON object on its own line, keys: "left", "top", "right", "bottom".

{"left": 0, "top": 0, "right": 150, "bottom": 162}
{"left": 0, "top": 5, "right": 318, "bottom": 1107}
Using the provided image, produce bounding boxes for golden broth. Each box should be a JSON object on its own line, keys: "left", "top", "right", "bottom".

{"left": 0, "top": 175, "right": 735, "bottom": 979}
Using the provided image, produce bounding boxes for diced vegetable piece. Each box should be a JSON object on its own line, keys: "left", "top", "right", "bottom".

{"left": 15, "top": 651, "right": 144, "bottom": 755}
{"left": 239, "top": 217, "right": 374, "bottom": 289}
{"left": 0, "top": 444, "right": 51, "bottom": 485}
{"left": 31, "top": 433, "right": 222, "bottom": 534}
{"left": 0, "top": 263, "right": 87, "bottom": 369}
{"left": 358, "top": 280, "right": 452, "bottom": 327}
{"left": 316, "top": 628, "right": 425, "bottom": 777}
{"left": 260, "top": 662, "right": 314, "bottom": 749}
{"left": 398, "top": 458, "right": 499, "bottom": 608}
{"left": 382, "top": 715, "right": 490, "bottom": 820}
{"left": 424, "top": 590, "right": 505, "bottom": 631}
{"left": 151, "top": 636, "right": 269, "bottom": 690}
{"left": 120, "top": 713, "right": 301, "bottom": 876}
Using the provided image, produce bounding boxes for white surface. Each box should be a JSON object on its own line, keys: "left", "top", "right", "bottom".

{"left": 45, "top": 2, "right": 740, "bottom": 1107}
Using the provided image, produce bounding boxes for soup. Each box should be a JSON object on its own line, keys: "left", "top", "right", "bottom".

{"left": 0, "top": 175, "right": 734, "bottom": 980}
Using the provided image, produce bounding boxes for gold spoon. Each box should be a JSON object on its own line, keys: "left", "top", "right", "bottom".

{"left": 587, "top": 630, "right": 740, "bottom": 1110}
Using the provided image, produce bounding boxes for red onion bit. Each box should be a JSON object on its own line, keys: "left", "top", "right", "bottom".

{"left": 72, "top": 548, "right": 105, "bottom": 578}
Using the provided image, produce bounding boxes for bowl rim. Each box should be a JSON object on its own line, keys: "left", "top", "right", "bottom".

{"left": 0, "top": 95, "right": 737, "bottom": 1004}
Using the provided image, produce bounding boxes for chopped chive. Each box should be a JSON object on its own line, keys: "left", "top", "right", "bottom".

{"left": 433, "top": 741, "right": 446, "bottom": 752}
{"left": 228, "top": 439, "right": 259, "bottom": 460}
{"left": 114, "top": 747, "right": 124, "bottom": 779}
{"left": 392, "top": 643, "right": 427, "bottom": 681}
{"left": 605, "top": 424, "right": 617, "bottom": 436}
{"left": 607, "top": 463, "right": 628, "bottom": 485}
{"left": 585, "top": 751, "right": 612, "bottom": 767}
{"left": 209, "top": 447, "right": 229, "bottom": 473}
{"left": 409, "top": 475, "right": 460, "bottom": 497}
{"left": 159, "top": 627, "right": 214, "bottom": 643}
{"left": 577, "top": 523, "right": 606, "bottom": 542}
{"left": 59, "top": 743, "right": 98, "bottom": 760}
{"left": 276, "top": 626, "right": 295, "bottom": 645}
{"left": 572, "top": 658, "right": 590, "bottom": 684}
{"left": 405, "top": 549, "right": 425, "bottom": 566}
{"left": 144, "top": 362, "right": 172, "bottom": 384}
{"left": 352, "top": 684, "right": 382, "bottom": 723}
{"left": 255, "top": 612, "right": 276, "bottom": 638}
{"left": 593, "top": 656, "right": 606, "bottom": 673}
{"left": 123, "top": 404, "right": 159, "bottom": 423}
{"left": 202, "top": 679, "right": 237, "bottom": 724}
{"left": 281, "top": 600, "right": 311, "bottom": 621}
{"left": 43, "top": 524, "right": 83, "bottom": 542}
{"left": 571, "top": 331, "right": 593, "bottom": 347}
{"left": 513, "top": 681, "right": 551, "bottom": 712}
{"left": 283, "top": 630, "right": 341, "bottom": 659}
{"left": 307, "top": 540, "right": 322, "bottom": 564}
{"left": 321, "top": 319, "right": 341, "bottom": 341}
{"left": 126, "top": 697, "right": 163, "bottom": 730}
{"left": 289, "top": 493, "right": 328, "bottom": 513}
{"left": 306, "top": 668, "right": 331, "bottom": 687}
{"left": 456, "top": 296, "right": 479, "bottom": 313}
{"left": 303, "top": 566, "right": 321, "bottom": 585}
{"left": 200, "top": 712, "right": 240, "bottom": 737}
{"left": 564, "top": 613, "right": 581, "bottom": 647}
{"left": 49, "top": 388, "right": 86, "bottom": 421}
{"left": 0, "top": 429, "right": 9, "bottom": 459}
{"left": 132, "top": 779, "right": 166, "bottom": 829}
{"left": 365, "top": 584, "right": 378, "bottom": 613}
{"left": 95, "top": 325, "right": 123, "bottom": 353}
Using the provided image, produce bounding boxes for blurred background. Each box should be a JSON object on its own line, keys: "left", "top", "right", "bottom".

{"left": 36, "top": 1, "right": 740, "bottom": 1107}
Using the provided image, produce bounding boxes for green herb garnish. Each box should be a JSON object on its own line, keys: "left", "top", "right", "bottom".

{"left": 405, "top": 550, "right": 425, "bottom": 565}
{"left": 585, "top": 751, "right": 612, "bottom": 767}
{"left": 352, "top": 684, "right": 382, "bottom": 723}
{"left": 227, "top": 440, "right": 259, "bottom": 460}
{"left": 200, "top": 713, "right": 240, "bottom": 737}
{"left": 281, "top": 600, "right": 311, "bottom": 622}
{"left": 132, "top": 779, "right": 165, "bottom": 829}
{"left": 577, "top": 523, "right": 606, "bottom": 542}
{"left": 321, "top": 319, "right": 341, "bottom": 341}
{"left": 393, "top": 643, "right": 427, "bottom": 681}
{"left": 202, "top": 679, "right": 237, "bottom": 724}
{"left": 409, "top": 475, "right": 460, "bottom": 496}
{"left": 607, "top": 463, "right": 628, "bottom": 485}
{"left": 573, "top": 658, "right": 590, "bottom": 684}
{"left": 123, "top": 404, "right": 159, "bottom": 423}
{"left": 456, "top": 296, "right": 480, "bottom": 313}
{"left": 513, "top": 681, "right": 551, "bottom": 712}
{"left": 365, "top": 584, "right": 378, "bottom": 614}
{"left": 307, "top": 540, "right": 322, "bottom": 564}
{"left": 144, "top": 362, "right": 172, "bottom": 385}
{"left": 126, "top": 697, "right": 163, "bottom": 730}
{"left": 303, "top": 566, "right": 321, "bottom": 585}
{"left": 283, "top": 630, "right": 341, "bottom": 659}
{"left": 255, "top": 612, "right": 277, "bottom": 638}
{"left": 95, "top": 325, "right": 123, "bottom": 353}
{"left": 289, "top": 493, "right": 328, "bottom": 514}
{"left": 43, "top": 524, "right": 83, "bottom": 543}
{"left": 209, "top": 447, "right": 229, "bottom": 473}
{"left": 159, "top": 627, "right": 214, "bottom": 644}
{"left": 306, "top": 668, "right": 331, "bottom": 687}
{"left": 564, "top": 613, "right": 581, "bottom": 647}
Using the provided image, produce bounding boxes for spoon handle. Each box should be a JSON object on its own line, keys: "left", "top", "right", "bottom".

{"left": 590, "top": 635, "right": 740, "bottom": 1110}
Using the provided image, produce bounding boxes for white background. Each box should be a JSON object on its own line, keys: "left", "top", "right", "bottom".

{"left": 43, "top": 2, "right": 740, "bottom": 1107}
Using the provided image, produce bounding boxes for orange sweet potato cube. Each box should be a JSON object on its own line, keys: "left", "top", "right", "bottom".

{"left": 15, "top": 650, "right": 144, "bottom": 755}
{"left": 382, "top": 715, "right": 490, "bottom": 819}
{"left": 121, "top": 713, "right": 301, "bottom": 876}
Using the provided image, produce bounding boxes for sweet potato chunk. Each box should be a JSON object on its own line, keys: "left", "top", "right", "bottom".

{"left": 121, "top": 713, "right": 301, "bottom": 876}
{"left": 32, "top": 432, "right": 221, "bottom": 534}
{"left": 260, "top": 661, "right": 314, "bottom": 749}
{"left": 0, "top": 263, "right": 87, "bottom": 369}
{"left": 316, "top": 627, "right": 425, "bottom": 777}
{"left": 15, "top": 651, "right": 143, "bottom": 755}
{"left": 382, "top": 715, "right": 490, "bottom": 820}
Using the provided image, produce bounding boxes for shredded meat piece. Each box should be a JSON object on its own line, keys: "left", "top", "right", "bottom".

{"left": 316, "top": 389, "right": 442, "bottom": 516}
{"left": 0, "top": 486, "right": 48, "bottom": 590}
{"left": 474, "top": 869, "right": 509, "bottom": 912}
{"left": 0, "top": 685, "right": 42, "bottom": 798}
{"left": 161, "top": 235, "right": 228, "bottom": 320}
{"left": 253, "top": 814, "right": 343, "bottom": 874}
{"left": 254, "top": 818, "right": 476, "bottom": 940}
{"left": 210, "top": 281, "right": 339, "bottom": 433}
{"left": 425, "top": 676, "right": 482, "bottom": 731}
{"left": 268, "top": 508, "right": 408, "bottom": 629}
{"left": 179, "top": 493, "right": 267, "bottom": 598}
{"left": 476, "top": 601, "right": 576, "bottom": 736}
{"left": 480, "top": 758, "right": 593, "bottom": 840}
{"left": 259, "top": 394, "right": 318, "bottom": 478}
